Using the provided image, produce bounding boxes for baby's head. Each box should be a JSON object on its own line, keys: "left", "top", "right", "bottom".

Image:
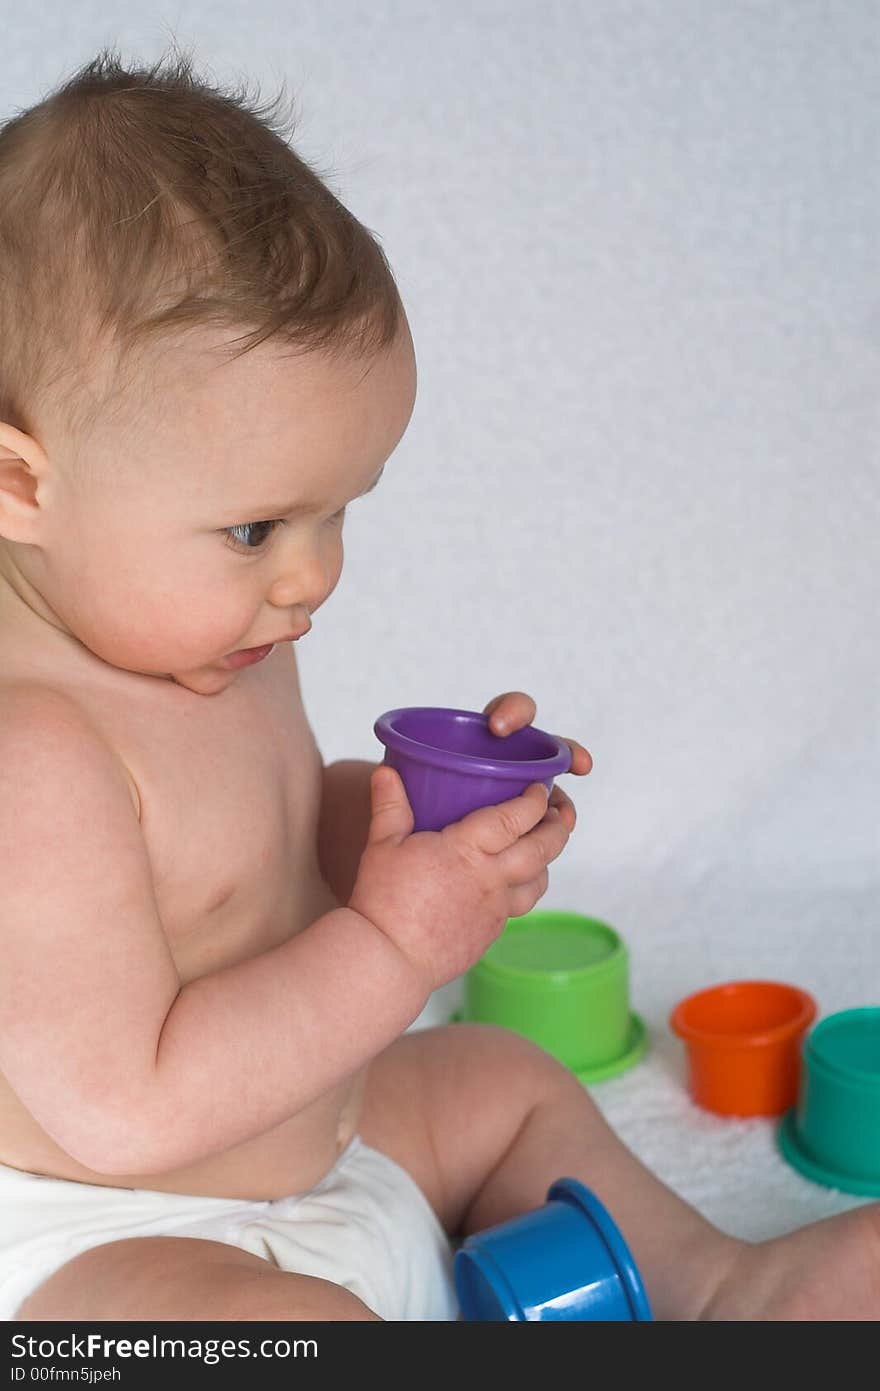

{"left": 0, "top": 47, "right": 416, "bottom": 694}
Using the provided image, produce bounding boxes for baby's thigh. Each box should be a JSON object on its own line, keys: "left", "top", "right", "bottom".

{"left": 360, "top": 1022, "right": 576, "bottom": 1233}
{"left": 15, "top": 1235, "right": 381, "bottom": 1321}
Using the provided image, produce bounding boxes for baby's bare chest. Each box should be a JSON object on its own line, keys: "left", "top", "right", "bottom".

{"left": 60, "top": 654, "right": 335, "bottom": 982}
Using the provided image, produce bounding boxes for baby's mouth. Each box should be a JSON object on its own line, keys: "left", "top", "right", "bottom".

{"left": 220, "top": 643, "right": 276, "bottom": 669}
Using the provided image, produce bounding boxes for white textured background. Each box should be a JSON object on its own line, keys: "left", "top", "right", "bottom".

{"left": 5, "top": 2, "right": 879, "bottom": 1246}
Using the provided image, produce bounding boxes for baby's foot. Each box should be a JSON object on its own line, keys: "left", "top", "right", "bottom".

{"left": 699, "top": 1204, "right": 880, "bottom": 1320}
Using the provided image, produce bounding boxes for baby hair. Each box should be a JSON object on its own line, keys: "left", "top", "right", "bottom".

{"left": 0, "top": 40, "right": 404, "bottom": 467}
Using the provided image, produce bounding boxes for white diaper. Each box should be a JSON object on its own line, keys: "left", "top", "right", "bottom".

{"left": 0, "top": 1135, "right": 460, "bottom": 1321}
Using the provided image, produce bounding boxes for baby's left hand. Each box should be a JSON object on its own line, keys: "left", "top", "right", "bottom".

{"left": 482, "top": 691, "right": 592, "bottom": 835}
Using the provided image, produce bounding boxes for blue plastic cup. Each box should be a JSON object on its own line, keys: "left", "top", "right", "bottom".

{"left": 454, "top": 1178, "right": 652, "bottom": 1321}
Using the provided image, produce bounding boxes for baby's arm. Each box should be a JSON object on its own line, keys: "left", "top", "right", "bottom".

{"left": 317, "top": 758, "right": 376, "bottom": 904}
{"left": 0, "top": 690, "right": 427, "bottom": 1177}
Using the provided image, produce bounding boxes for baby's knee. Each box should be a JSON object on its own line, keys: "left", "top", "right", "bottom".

{"left": 447, "top": 1020, "right": 583, "bottom": 1092}
{"left": 16, "top": 1236, "right": 383, "bottom": 1322}
{"left": 221, "top": 1269, "right": 383, "bottom": 1322}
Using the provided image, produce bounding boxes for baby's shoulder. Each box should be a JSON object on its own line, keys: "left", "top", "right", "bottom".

{"left": 0, "top": 679, "right": 142, "bottom": 821}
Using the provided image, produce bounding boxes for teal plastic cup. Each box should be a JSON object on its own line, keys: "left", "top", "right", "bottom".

{"left": 457, "top": 911, "right": 647, "bottom": 1084}
{"left": 778, "top": 1007, "right": 880, "bottom": 1196}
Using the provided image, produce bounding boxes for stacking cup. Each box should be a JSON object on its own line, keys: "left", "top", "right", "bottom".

{"left": 454, "top": 1177, "right": 652, "bottom": 1321}
{"left": 778, "top": 1007, "right": 880, "bottom": 1196}
{"left": 373, "top": 706, "right": 571, "bottom": 832}
{"left": 669, "top": 980, "right": 817, "bottom": 1117}
{"left": 459, "top": 911, "right": 647, "bottom": 1083}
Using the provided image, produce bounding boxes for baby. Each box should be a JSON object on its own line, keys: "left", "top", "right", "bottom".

{"left": 0, "top": 50, "right": 878, "bottom": 1323}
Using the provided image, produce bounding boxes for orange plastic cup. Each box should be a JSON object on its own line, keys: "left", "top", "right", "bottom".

{"left": 669, "top": 980, "right": 817, "bottom": 1117}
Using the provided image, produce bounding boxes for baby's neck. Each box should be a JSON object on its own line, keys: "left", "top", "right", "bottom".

{"left": 0, "top": 554, "right": 111, "bottom": 681}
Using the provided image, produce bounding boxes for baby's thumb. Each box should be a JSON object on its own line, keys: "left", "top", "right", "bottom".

{"left": 366, "top": 764, "right": 414, "bottom": 845}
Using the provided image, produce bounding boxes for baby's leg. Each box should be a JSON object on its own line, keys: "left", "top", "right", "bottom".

{"left": 16, "top": 1236, "right": 381, "bottom": 1321}
{"left": 359, "top": 1023, "right": 880, "bottom": 1320}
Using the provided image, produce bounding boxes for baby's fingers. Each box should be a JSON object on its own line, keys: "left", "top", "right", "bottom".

{"left": 507, "top": 869, "right": 551, "bottom": 920}
{"left": 452, "top": 782, "right": 549, "bottom": 856}
{"left": 500, "top": 805, "right": 571, "bottom": 885}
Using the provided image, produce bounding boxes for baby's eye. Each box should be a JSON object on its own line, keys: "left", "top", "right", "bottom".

{"left": 223, "top": 508, "right": 346, "bottom": 554}
{"left": 224, "top": 519, "right": 282, "bottom": 552}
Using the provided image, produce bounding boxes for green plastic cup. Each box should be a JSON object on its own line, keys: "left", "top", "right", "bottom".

{"left": 778, "top": 1007, "right": 880, "bottom": 1196}
{"left": 458, "top": 911, "right": 647, "bottom": 1083}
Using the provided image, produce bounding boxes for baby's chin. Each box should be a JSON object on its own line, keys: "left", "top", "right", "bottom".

{"left": 92, "top": 653, "right": 238, "bottom": 694}
{"left": 73, "top": 638, "right": 267, "bottom": 695}
{"left": 164, "top": 665, "right": 242, "bottom": 696}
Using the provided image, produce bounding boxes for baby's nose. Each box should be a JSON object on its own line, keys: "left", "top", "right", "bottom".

{"left": 267, "top": 548, "right": 331, "bottom": 612}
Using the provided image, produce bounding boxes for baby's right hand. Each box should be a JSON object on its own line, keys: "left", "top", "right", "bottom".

{"left": 348, "top": 765, "right": 571, "bottom": 994}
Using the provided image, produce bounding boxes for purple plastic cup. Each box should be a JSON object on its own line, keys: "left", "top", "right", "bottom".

{"left": 373, "top": 707, "right": 573, "bottom": 832}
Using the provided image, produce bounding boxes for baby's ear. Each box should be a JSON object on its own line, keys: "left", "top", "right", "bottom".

{"left": 0, "top": 422, "right": 47, "bottom": 466}
{"left": 0, "top": 426, "right": 51, "bottom": 535}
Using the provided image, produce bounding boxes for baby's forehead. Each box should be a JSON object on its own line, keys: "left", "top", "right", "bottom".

{"left": 86, "top": 322, "right": 414, "bottom": 487}
{"left": 94, "top": 335, "right": 289, "bottom": 453}
{"left": 92, "top": 337, "right": 401, "bottom": 499}
{"left": 130, "top": 330, "right": 362, "bottom": 411}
